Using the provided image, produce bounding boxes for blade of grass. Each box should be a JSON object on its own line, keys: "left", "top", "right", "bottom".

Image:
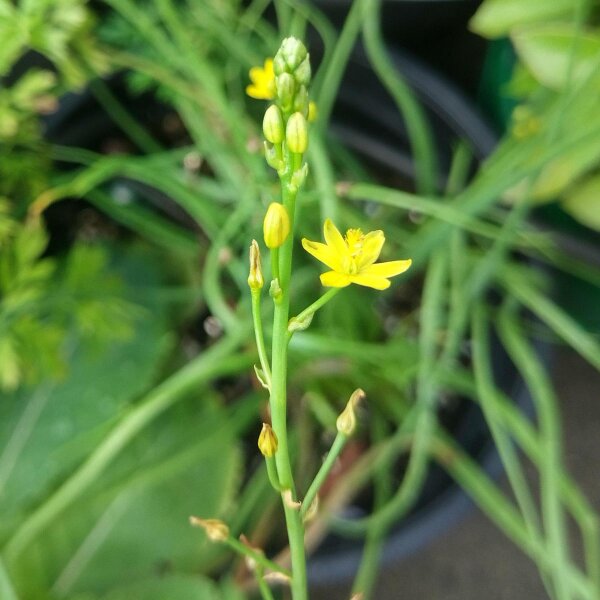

{"left": 498, "top": 302, "right": 571, "bottom": 600}
{"left": 331, "top": 249, "right": 447, "bottom": 537}
{"left": 432, "top": 429, "right": 594, "bottom": 600}
{"left": 362, "top": 0, "right": 437, "bottom": 195}
{"left": 502, "top": 270, "right": 600, "bottom": 372}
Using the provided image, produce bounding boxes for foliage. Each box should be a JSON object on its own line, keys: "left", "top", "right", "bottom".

{"left": 0, "top": 0, "right": 599, "bottom": 599}
{"left": 472, "top": 0, "right": 600, "bottom": 230}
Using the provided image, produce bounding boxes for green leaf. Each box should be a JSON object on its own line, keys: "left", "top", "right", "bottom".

{"left": 562, "top": 173, "right": 600, "bottom": 231}
{"left": 8, "top": 396, "right": 242, "bottom": 598}
{"left": 512, "top": 24, "right": 600, "bottom": 91}
{"left": 470, "top": 0, "right": 576, "bottom": 39}
{"left": 0, "top": 245, "right": 172, "bottom": 540}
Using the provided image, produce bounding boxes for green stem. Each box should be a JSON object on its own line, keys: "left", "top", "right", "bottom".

{"left": 332, "top": 249, "right": 447, "bottom": 537}
{"left": 432, "top": 430, "right": 595, "bottom": 600}
{"left": 266, "top": 456, "right": 282, "bottom": 491}
{"left": 257, "top": 569, "right": 277, "bottom": 600}
{"left": 314, "top": 0, "right": 369, "bottom": 128}
{"left": 352, "top": 415, "right": 390, "bottom": 598}
{"left": 226, "top": 537, "right": 291, "bottom": 577}
{"left": 498, "top": 304, "right": 571, "bottom": 600}
{"left": 363, "top": 0, "right": 438, "bottom": 195}
{"left": 251, "top": 288, "right": 272, "bottom": 387}
{"left": 269, "top": 175, "right": 307, "bottom": 599}
{"left": 271, "top": 247, "right": 280, "bottom": 284}
{"left": 301, "top": 433, "right": 348, "bottom": 518}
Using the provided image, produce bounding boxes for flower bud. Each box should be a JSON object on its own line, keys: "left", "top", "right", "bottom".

{"left": 336, "top": 388, "right": 365, "bottom": 437}
{"left": 286, "top": 112, "right": 308, "bottom": 154}
{"left": 276, "top": 73, "right": 295, "bottom": 112}
{"left": 189, "top": 516, "right": 229, "bottom": 542}
{"left": 248, "top": 239, "right": 264, "bottom": 290}
{"left": 277, "top": 37, "right": 308, "bottom": 73}
{"left": 263, "top": 202, "right": 290, "bottom": 249}
{"left": 258, "top": 423, "right": 278, "bottom": 457}
{"left": 293, "top": 85, "right": 309, "bottom": 115}
{"left": 294, "top": 57, "right": 311, "bottom": 86}
{"left": 263, "top": 105, "right": 284, "bottom": 144}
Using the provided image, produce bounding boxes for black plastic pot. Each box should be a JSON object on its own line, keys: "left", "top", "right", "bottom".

{"left": 306, "top": 47, "right": 532, "bottom": 587}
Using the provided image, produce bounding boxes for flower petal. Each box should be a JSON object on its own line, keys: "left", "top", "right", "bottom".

{"left": 323, "top": 219, "right": 348, "bottom": 257}
{"left": 350, "top": 273, "right": 391, "bottom": 290}
{"left": 357, "top": 230, "right": 385, "bottom": 268}
{"left": 320, "top": 271, "right": 352, "bottom": 288}
{"left": 249, "top": 66, "right": 264, "bottom": 84}
{"left": 364, "top": 259, "right": 412, "bottom": 278}
{"left": 245, "top": 85, "right": 262, "bottom": 99}
{"left": 302, "top": 239, "right": 342, "bottom": 271}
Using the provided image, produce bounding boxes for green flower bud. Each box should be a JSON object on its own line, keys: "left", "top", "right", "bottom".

{"left": 294, "top": 56, "right": 311, "bottom": 86}
{"left": 276, "top": 73, "right": 295, "bottom": 112}
{"left": 286, "top": 112, "right": 308, "bottom": 154}
{"left": 277, "top": 37, "right": 308, "bottom": 73}
{"left": 293, "top": 85, "right": 309, "bottom": 115}
{"left": 263, "top": 105, "right": 284, "bottom": 144}
{"left": 263, "top": 202, "right": 290, "bottom": 249}
{"left": 273, "top": 53, "right": 287, "bottom": 76}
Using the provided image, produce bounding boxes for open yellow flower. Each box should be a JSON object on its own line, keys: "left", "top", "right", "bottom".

{"left": 302, "top": 219, "right": 412, "bottom": 290}
{"left": 246, "top": 58, "right": 275, "bottom": 100}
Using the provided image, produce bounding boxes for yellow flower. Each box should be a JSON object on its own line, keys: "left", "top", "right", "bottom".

{"left": 302, "top": 219, "right": 412, "bottom": 290}
{"left": 246, "top": 58, "right": 275, "bottom": 100}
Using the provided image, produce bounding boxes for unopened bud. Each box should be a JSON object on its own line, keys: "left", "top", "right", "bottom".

{"left": 258, "top": 423, "right": 278, "bottom": 457}
{"left": 263, "top": 105, "right": 284, "bottom": 144}
{"left": 277, "top": 37, "right": 308, "bottom": 73}
{"left": 286, "top": 112, "right": 308, "bottom": 154}
{"left": 295, "top": 57, "right": 311, "bottom": 86}
{"left": 276, "top": 73, "right": 295, "bottom": 112}
{"left": 248, "top": 239, "right": 264, "bottom": 290}
{"left": 293, "top": 85, "right": 309, "bottom": 115}
{"left": 263, "top": 202, "right": 290, "bottom": 249}
{"left": 336, "top": 388, "right": 365, "bottom": 436}
{"left": 189, "top": 516, "right": 229, "bottom": 542}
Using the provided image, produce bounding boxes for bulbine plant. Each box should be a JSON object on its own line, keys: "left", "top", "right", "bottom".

{"left": 191, "top": 37, "right": 411, "bottom": 600}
